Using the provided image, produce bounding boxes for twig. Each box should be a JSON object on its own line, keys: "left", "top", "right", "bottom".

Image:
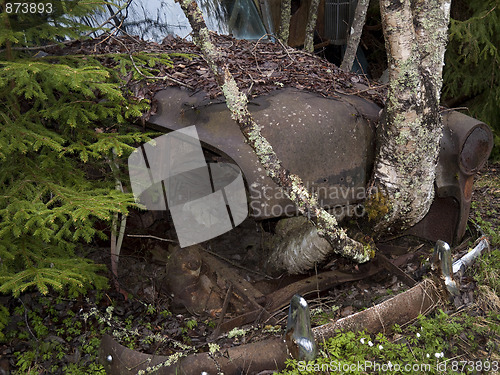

{"left": 18, "top": 298, "right": 38, "bottom": 341}
{"left": 275, "top": 37, "right": 296, "bottom": 66}
{"left": 127, "top": 234, "right": 178, "bottom": 243}
{"left": 343, "top": 80, "right": 387, "bottom": 96}
{"left": 440, "top": 107, "right": 469, "bottom": 113}
{"left": 128, "top": 53, "right": 194, "bottom": 89}
{"left": 202, "top": 247, "right": 274, "bottom": 279}
{"left": 210, "top": 283, "right": 233, "bottom": 340}
{"left": 252, "top": 33, "right": 296, "bottom": 63}
{"left": 246, "top": 73, "right": 255, "bottom": 96}
{"left": 109, "top": 149, "right": 127, "bottom": 292}
{"left": 94, "top": 23, "right": 121, "bottom": 51}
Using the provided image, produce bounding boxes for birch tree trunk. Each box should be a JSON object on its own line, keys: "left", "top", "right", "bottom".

{"left": 369, "top": 0, "right": 451, "bottom": 235}
{"left": 339, "top": 0, "right": 370, "bottom": 71}
{"left": 175, "top": 0, "right": 371, "bottom": 265}
{"left": 304, "top": 0, "right": 320, "bottom": 53}
{"left": 279, "top": 0, "right": 292, "bottom": 44}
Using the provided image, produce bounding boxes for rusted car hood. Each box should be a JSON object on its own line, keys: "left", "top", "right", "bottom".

{"left": 147, "top": 86, "right": 493, "bottom": 244}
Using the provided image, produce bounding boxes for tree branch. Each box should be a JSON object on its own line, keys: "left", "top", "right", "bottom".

{"left": 412, "top": 0, "right": 451, "bottom": 102}
{"left": 175, "top": 0, "right": 371, "bottom": 264}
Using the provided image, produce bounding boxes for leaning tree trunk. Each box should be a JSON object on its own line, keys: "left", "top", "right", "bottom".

{"left": 175, "top": 0, "right": 371, "bottom": 267}
{"left": 369, "top": 0, "right": 451, "bottom": 236}
{"left": 339, "top": 0, "right": 370, "bottom": 72}
{"left": 304, "top": 0, "right": 320, "bottom": 53}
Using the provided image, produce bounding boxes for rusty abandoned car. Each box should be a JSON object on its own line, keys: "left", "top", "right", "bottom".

{"left": 94, "top": 1, "right": 494, "bottom": 373}
{"left": 96, "top": 33, "right": 493, "bottom": 374}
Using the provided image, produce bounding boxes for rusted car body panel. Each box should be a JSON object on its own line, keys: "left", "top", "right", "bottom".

{"left": 148, "top": 86, "right": 493, "bottom": 245}
{"left": 408, "top": 111, "right": 493, "bottom": 244}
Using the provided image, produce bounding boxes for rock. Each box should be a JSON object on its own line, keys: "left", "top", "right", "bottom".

{"left": 163, "top": 245, "right": 223, "bottom": 315}
{"left": 340, "top": 306, "right": 354, "bottom": 317}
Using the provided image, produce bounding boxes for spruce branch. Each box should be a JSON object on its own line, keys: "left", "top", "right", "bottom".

{"left": 0, "top": 0, "right": 149, "bottom": 297}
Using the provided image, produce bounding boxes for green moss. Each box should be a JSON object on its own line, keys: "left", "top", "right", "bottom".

{"left": 365, "top": 190, "right": 391, "bottom": 222}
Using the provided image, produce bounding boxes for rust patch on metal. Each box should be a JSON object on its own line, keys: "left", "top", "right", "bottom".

{"left": 463, "top": 175, "right": 474, "bottom": 201}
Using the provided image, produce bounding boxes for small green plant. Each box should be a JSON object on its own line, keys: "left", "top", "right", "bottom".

{"left": 27, "top": 309, "right": 49, "bottom": 338}
{"left": 310, "top": 305, "right": 340, "bottom": 326}
{"left": 160, "top": 309, "right": 172, "bottom": 318}
{"left": 185, "top": 319, "right": 198, "bottom": 330}
{"left": 0, "top": 305, "right": 9, "bottom": 342}
{"left": 146, "top": 304, "right": 156, "bottom": 315}
{"left": 64, "top": 362, "right": 107, "bottom": 375}
{"left": 208, "top": 342, "right": 220, "bottom": 354}
{"left": 475, "top": 249, "right": 500, "bottom": 295}
{"left": 227, "top": 327, "right": 248, "bottom": 339}
{"left": 262, "top": 325, "right": 282, "bottom": 334}
{"left": 82, "top": 336, "right": 102, "bottom": 355}
{"left": 204, "top": 318, "right": 217, "bottom": 329}
{"left": 179, "top": 318, "right": 198, "bottom": 343}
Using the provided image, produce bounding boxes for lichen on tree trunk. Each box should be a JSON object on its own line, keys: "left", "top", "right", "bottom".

{"left": 304, "top": 0, "right": 320, "bottom": 53}
{"left": 176, "top": 0, "right": 371, "bottom": 266}
{"left": 279, "top": 0, "right": 292, "bottom": 44}
{"left": 369, "top": 0, "right": 451, "bottom": 236}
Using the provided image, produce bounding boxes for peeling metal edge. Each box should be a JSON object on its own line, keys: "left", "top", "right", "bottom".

{"left": 99, "top": 333, "right": 288, "bottom": 374}
{"left": 312, "top": 278, "right": 441, "bottom": 341}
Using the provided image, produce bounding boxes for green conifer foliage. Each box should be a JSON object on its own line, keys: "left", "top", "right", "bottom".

{"left": 0, "top": 1, "right": 155, "bottom": 296}
{"left": 443, "top": 0, "right": 500, "bottom": 159}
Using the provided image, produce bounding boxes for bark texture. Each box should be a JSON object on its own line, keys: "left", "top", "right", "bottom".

{"left": 339, "top": 0, "right": 370, "bottom": 71}
{"left": 176, "top": 0, "right": 371, "bottom": 265}
{"left": 265, "top": 216, "right": 333, "bottom": 274}
{"left": 370, "top": 0, "right": 451, "bottom": 235}
{"left": 304, "top": 0, "right": 320, "bottom": 53}
{"left": 279, "top": 0, "right": 292, "bottom": 44}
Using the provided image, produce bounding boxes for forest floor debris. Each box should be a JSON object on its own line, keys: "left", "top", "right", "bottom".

{"left": 1, "top": 163, "right": 499, "bottom": 374}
